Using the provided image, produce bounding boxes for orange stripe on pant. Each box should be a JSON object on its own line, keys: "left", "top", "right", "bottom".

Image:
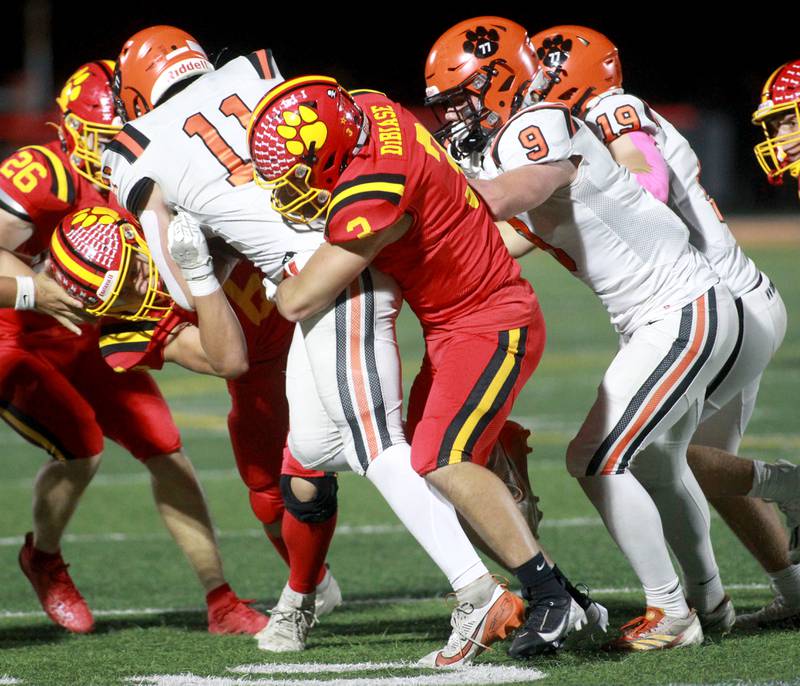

{"left": 601, "top": 294, "right": 707, "bottom": 475}
{"left": 347, "top": 277, "right": 380, "bottom": 460}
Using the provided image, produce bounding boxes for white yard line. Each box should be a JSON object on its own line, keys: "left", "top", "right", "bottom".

{"left": 0, "top": 517, "right": 603, "bottom": 547}
{"left": 127, "top": 663, "right": 545, "bottom": 686}
{"left": 0, "top": 583, "right": 772, "bottom": 620}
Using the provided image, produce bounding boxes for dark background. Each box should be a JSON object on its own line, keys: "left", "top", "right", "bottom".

{"left": 1, "top": 1, "right": 798, "bottom": 211}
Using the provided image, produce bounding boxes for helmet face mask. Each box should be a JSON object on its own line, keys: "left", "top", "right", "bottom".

{"left": 56, "top": 61, "right": 121, "bottom": 189}
{"left": 49, "top": 207, "right": 171, "bottom": 322}
{"left": 248, "top": 76, "right": 365, "bottom": 224}
{"left": 425, "top": 17, "right": 541, "bottom": 160}
{"left": 753, "top": 61, "right": 800, "bottom": 183}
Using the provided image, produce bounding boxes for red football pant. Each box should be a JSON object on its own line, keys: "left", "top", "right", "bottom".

{"left": 407, "top": 315, "right": 545, "bottom": 476}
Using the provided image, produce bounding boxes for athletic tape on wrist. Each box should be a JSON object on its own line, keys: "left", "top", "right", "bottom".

{"left": 14, "top": 275, "right": 35, "bottom": 310}
{"left": 186, "top": 273, "right": 221, "bottom": 297}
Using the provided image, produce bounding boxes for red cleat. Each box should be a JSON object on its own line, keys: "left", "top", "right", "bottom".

{"left": 207, "top": 584, "right": 269, "bottom": 635}
{"left": 18, "top": 532, "right": 94, "bottom": 634}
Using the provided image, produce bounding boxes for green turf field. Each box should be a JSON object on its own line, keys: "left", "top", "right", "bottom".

{"left": 1, "top": 240, "right": 799, "bottom": 685}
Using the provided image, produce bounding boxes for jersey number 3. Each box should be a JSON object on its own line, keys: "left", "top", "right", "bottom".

{"left": 183, "top": 95, "right": 253, "bottom": 187}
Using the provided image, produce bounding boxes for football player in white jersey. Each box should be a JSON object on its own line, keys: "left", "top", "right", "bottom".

{"left": 426, "top": 17, "right": 741, "bottom": 651}
{"left": 102, "top": 25, "right": 532, "bottom": 662}
{"left": 530, "top": 26, "right": 800, "bottom": 630}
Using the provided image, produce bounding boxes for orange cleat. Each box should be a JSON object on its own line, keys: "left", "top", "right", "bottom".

{"left": 18, "top": 532, "right": 94, "bottom": 634}
{"left": 207, "top": 584, "right": 269, "bottom": 635}
{"left": 606, "top": 607, "right": 704, "bottom": 651}
{"left": 418, "top": 584, "right": 525, "bottom": 667}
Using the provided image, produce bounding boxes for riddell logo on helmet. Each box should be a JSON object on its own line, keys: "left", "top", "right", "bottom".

{"left": 96, "top": 270, "right": 120, "bottom": 302}
{"left": 165, "top": 59, "right": 212, "bottom": 84}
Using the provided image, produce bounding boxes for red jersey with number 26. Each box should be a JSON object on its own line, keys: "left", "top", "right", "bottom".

{"left": 325, "top": 91, "right": 538, "bottom": 338}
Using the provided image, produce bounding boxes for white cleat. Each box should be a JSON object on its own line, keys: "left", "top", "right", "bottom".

{"left": 735, "top": 590, "right": 800, "bottom": 630}
{"left": 568, "top": 596, "right": 609, "bottom": 643}
{"left": 417, "top": 584, "right": 525, "bottom": 667}
{"left": 697, "top": 595, "right": 736, "bottom": 636}
{"left": 315, "top": 567, "right": 342, "bottom": 618}
{"left": 256, "top": 584, "right": 317, "bottom": 652}
{"left": 606, "top": 608, "right": 704, "bottom": 651}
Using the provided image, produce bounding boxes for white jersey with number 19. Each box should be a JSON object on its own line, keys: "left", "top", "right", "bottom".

{"left": 102, "top": 51, "right": 323, "bottom": 281}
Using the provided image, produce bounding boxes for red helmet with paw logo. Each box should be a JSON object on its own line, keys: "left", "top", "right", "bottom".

{"left": 247, "top": 75, "right": 366, "bottom": 223}
{"left": 752, "top": 60, "right": 800, "bottom": 184}
{"left": 56, "top": 61, "right": 121, "bottom": 190}
{"left": 530, "top": 26, "right": 622, "bottom": 116}
{"left": 49, "top": 206, "right": 170, "bottom": 321}
{"left": 424, "top": 17, "right": 542, "bottom": 159}
{"left": 113, "top": 25, "right": 213, "bottom": 122}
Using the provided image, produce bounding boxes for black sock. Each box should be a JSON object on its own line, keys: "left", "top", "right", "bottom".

{"left": 512, "top": 553, "right": 565, "bottom": 601}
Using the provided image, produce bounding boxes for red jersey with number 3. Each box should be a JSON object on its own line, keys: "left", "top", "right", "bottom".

{"left": 0, "top": 140, "right": 121, "bottom": 337}
{"left": 324, "top": 91, "right": 537, "bottom": 338}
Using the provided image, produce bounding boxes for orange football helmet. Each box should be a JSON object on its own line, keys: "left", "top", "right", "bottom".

{"left": 752, "top": 60, "right": 800, "bottom": 183}
{"left": 49, "top": 206, "right": 171, "bottom": 321}
{"left": 425, "top": 17, "right": 542, "bottom": 159}
{"left": 530, "top": 25, "right": 622, "bottom": 116}
{"left": 247, "top": 75, "right": 366, "bottom": 223}
{"left": 113, "top": 25, "right": 213, "bottom": 122}
{"left": 56, "top": 61, "right": 121, "bottom": 190}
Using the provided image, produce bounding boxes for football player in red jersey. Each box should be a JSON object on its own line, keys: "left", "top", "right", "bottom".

{"left": 47, "top": 205, "right": 343, "bottom": 619}
{"left": 753, "top": 60, "right": 800, "bottom": 199}
{"left": 246, "top": 75, "right": 594, "bottom": 660}
{"left": 0, "top": 64, "right": 267, "bottom": 635}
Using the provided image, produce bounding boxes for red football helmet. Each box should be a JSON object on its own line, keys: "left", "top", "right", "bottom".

{"left": 247, "top": 75, "right": 366, "bottom": 223}
{"left": 752, "top": 60, "right": 800, "bottom": 184}
{"left": 56, "top": 61, "right": 121, "bottom": 190}
{"left": 425, "top": 17, "right": 542, "bottom": 159}
{"left": 529, "top": 26, "right": 622, "bottom": 116}
{"left": 49, "top": 206, "right": 171, "bottom": 321}
{"left": 113, "top": 25, "right": 213, "bottom": 122}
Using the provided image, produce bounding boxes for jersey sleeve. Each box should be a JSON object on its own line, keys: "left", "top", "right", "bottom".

{"left": 583, "top": 93, "right": 660, "bottom": 144}
{"left": 490, "top": 104, "right": 577, "bottom": 171}
{"left": 0, "top": 145, "right": 75, "bottom": 225}
{"left": 325, "top": 171, "right": 408, "bottom": 244}
{"left": 98, "top": 317, "right": 176, "bottom": 372}
{"left": 103, "top": 124, "right": 155, "bottom": 216}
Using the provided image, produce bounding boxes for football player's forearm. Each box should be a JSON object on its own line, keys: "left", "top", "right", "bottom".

{"left": 163, "top": 326, "right": 220, "bottom": 376}
{"left": 471, "top": 161, "right": 575, "bottom": 219}
{"left": 193, "top": 290, "right": 248, "bottom": 378}
{"left": 0, "top": 250, "right": 35, "bottom": 308}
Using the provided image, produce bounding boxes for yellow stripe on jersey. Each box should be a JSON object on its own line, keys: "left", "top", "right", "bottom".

{"left": 99, "top": 330, "right": 153, "bottom": 349}
{"left": 448, "top": 328, "right": 522, "bottom": 465}
{"left": 0, "top": 407, "right": 67, "bottom": 462}
{"left": 326, "top": 181, "right": 405, "bottom": 217}
{"left": 50, "top": 235, "right": 104, "bottom": 288}
{"left": 22, "top": 145, "right": 70, "bottom": 203}
{"left": 349, "top": 89, "right": 386, "bottom": 97}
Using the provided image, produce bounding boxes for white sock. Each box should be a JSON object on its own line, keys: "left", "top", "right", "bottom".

{"left": 769, "top": 564, "right": 800, "bottom": 607}
{"left": 640, "top": 466, "right": 724, "bottom": 613}
{"left": 579, "top": 472, "right": 680, "bottom": 591}
{"left": 366, "top": 443, "right": 488, "bottom": 590}
{"left": 749, "top": 460, "right": 800, "bottom": 502}
{"left": 455, "top": 574, "right": 497, "bottom": 607}
{"left": 643, "top": 577, "right": 691, "bottom": 618}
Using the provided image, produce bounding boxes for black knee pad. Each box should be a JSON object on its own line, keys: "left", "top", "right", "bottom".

{"left": 279, "top": 474, "right": 338, "bottom": 523}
